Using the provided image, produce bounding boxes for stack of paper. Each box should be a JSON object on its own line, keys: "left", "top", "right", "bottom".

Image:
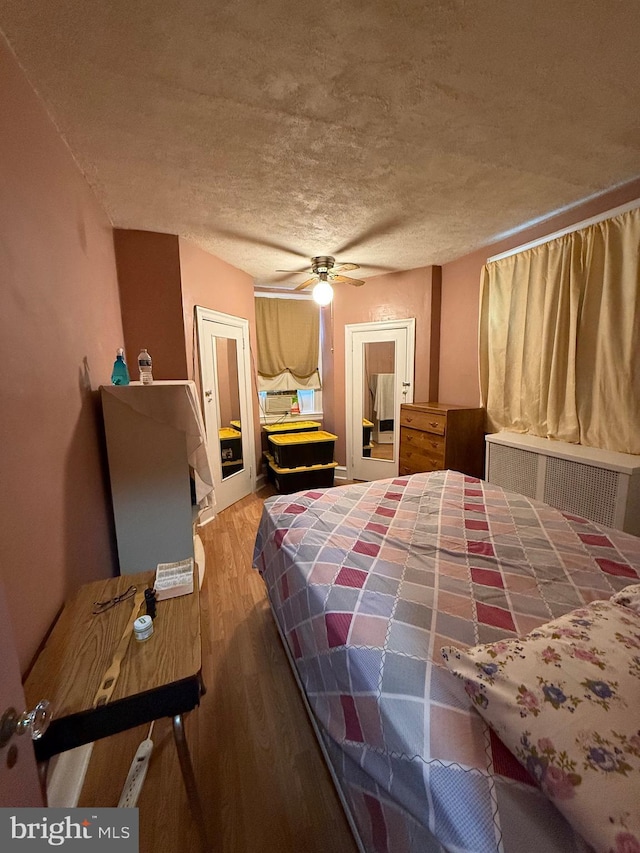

{"left": 153, "top": 558, "right": 194, "bottom": 601}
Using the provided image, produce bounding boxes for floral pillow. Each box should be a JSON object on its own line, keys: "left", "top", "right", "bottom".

{"left": 441, "top": 596, "right": 640, "bottom": 853}
{"left": 612, "top": 583, "right": 640, "bottom": 616}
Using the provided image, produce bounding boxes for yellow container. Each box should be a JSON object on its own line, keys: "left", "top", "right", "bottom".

{"left": 262, "top": 420, "right": 321, "bottom": 434}
{"left": 268, "top": 430, "right": 337, "bottom": 468}
{"left": 219, "top": 427, "right": 242, "bottom": 463}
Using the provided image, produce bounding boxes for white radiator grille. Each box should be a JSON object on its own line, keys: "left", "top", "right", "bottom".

{"left": 487, "top": 444, "right": 538, "bottom": 499}
{"left": 485, "top": 433, "right": 640, "bottom": 534}
{"left": 544, "top": 456, "right": 619, "bottom": 528}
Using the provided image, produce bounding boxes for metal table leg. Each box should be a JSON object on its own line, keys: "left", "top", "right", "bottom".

{"left": 172, "top": 714, "right": 210, "bottom": 852}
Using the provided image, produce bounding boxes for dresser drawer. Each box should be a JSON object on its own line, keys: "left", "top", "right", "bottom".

{"left": 400, "top": 427, "right": 445, "bottom": 456}
{"left": 399, "top": 445, "right": 445, "bottom": 474}
{"left": 399, "top": 408, "right": 447, "bottom": 435}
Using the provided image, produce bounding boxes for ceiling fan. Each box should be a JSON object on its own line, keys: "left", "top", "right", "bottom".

{"left": 277, "top": 256, "right": 366, "bottom": 299}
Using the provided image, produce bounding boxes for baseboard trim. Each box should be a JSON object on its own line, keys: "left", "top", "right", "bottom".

{"left": 47, "top": 743, "right": 94, "bottom": 807}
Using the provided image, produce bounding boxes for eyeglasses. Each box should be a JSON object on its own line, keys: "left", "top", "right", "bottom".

{"left": 92, "top": 585, "right": 137, "bottom": 615}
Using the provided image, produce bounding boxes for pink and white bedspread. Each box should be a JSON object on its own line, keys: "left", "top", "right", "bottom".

{"left": 253, "top": 471, "right": 640, "bottom": 853}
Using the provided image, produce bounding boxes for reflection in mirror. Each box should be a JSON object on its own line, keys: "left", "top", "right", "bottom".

{"left": 215, "top": 337, "right": 243, "bottom": 479}
{"left": 362, "top": 341, "right": 396, "bottom": 461}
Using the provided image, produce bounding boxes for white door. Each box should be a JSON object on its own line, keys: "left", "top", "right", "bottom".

{"left": 196, "top": 308, "right": 256, "bottom": 513}
{"left": 0, "top": 581, "right": 45, "bottom": 806}
{"left": 346, "top": 319, "right": 415, "bottom": 481}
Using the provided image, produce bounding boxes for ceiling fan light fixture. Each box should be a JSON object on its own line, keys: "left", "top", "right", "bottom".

{"left": 312, "top": 276, "right": 333, "bottom": 306}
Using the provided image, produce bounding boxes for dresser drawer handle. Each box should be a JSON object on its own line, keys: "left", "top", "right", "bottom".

{"left": 429, "top": 421, "right": 440, "bottom": 428}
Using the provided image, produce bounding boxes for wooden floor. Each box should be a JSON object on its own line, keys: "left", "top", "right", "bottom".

{"left": 370, "top": 444, "right": 394, "bottom": 461}
{"left": 78, "top": 485, "right": 359, "bottom": 853}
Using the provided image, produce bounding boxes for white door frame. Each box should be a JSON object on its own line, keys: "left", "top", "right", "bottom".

{"left": 345, "top": 318, "right": 415, "bottom": 481}
{"left": 196, "top": 307, "right": 256, "bottom": 512}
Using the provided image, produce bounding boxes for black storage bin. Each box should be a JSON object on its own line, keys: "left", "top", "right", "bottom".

{"left": 268, "top": 430, "right": 337, "bottom": 468}
{"left": 261, "top": 420, "right": 321, "bottom": 453}
{"left": 264, "top": 452, "right": 276, "bottom": 483}
{"left": 262, "top": 420, "right": 321, "bottom": 437}
{"left": 268, "top": 457, "right": 337, "bottom": 494}
{"left": 222, "top": 460, "right": 243, "bottom": 477}
{"left": 362, "top": 418, "right": 373, "bottom": 446}
{"left": 219, "top": 427, "right": 242, "bottom": 462}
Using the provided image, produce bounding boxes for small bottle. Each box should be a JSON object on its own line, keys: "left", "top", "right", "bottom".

{"left": 144, "top": 587, "right": 157, "bottom": 620}
{"left": 111, "top": 348, "right": 130, "bottom": 385}
{"left": 138, "top": 349, "right": 153, "bottom": 385}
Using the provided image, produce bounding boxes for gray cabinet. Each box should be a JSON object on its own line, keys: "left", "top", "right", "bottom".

{"left": 101, "top": 381, "right": 213, "bottom": 575}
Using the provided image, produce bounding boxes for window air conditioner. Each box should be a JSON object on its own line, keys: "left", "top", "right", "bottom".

{"left": 265, "top": 394, "right": 294, "bottom": 415}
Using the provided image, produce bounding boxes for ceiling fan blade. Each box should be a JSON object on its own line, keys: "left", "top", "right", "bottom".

{"left": 333, "top": 262, "right": 360, "bottom": 273}
{"left": 212, "top": 227, "right": 309, "bottom": 259}
{"left": 331, "top": 274, "right": 366, "bottom": 286}
{"left": 335, "top": 216, "right": 406, "bottom": 256}
{"left": 275, "top": 268, "right": 311, "bottom": 273}
{"left": 294, "top": 276, "right": 318, "bottom": 291}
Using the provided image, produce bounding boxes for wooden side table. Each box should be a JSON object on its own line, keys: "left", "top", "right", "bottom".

{"left": 24, "top": 571, "right": 209, "bottom": 850}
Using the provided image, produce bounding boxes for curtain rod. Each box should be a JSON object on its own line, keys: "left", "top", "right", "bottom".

{"left": 488, "top": 198, "right": 640, "bottom": 263}
{"left": 254, "top": 289, "right": 312, "bottom": 300}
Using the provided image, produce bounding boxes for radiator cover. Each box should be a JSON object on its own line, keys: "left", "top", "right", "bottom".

{"left": 485, "top": 432, "right": 640, "bottom": 535}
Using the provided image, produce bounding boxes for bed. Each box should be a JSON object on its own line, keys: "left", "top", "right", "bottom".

{"left": 252, "top": 470, "right": 640, "bottom": 853}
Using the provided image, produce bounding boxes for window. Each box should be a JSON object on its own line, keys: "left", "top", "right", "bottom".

{"left": 255, "top": 294, "right": 323, "bottom": 421}
{"left": 255, "top": 297, "right": 321, "bottom": 390}
{"left": 259, "top": 388, "right": 322, "bottom": 419}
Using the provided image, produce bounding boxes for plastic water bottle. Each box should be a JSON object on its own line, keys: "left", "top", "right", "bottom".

{"left": 111, "top": 348, "right": 130, "bottom": 385}
{"left": 138, "top": 349, "right": 153, "bottom": 385}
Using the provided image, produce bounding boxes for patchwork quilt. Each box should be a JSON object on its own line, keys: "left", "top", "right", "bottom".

{"left": 253, "top": 471, "right": 640, "bottom": 853}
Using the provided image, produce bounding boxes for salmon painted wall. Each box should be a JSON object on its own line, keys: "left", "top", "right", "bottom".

{"left": 113, "top": 230, "right": 188, "bottom": 380}
{"left": 0, "top": 35, "right": 123, "bottom": 672}
{"left": 439, "top": 178, "right": 640, "bottom": 406}
{"left": 326, "top": 266, "right": 440, "bottom": 465}
{"left": 178, "top": 239, "right": 262, "bottom": 473}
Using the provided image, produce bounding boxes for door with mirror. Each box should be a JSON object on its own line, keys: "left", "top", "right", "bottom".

{"left": 196, "top": 307, "right": 255, "bottom": 512}
{"left": 346, "top": 319, "right": 415, "bottom": 481}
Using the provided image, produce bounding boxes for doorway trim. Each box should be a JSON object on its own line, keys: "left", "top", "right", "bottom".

{"left": 345, "top": 318, "right": 416, "bottom": 481}
{"left": 195, "top": 306, "right": 256, "bottom": 511}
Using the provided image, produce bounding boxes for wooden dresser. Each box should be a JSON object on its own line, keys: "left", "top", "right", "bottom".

{"left": 399, "top": 402, "right": 485, "bottom": 479}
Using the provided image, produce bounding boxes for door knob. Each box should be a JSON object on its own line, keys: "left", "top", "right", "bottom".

{"left": 0, "top": 701, "right": 52, "bottom": 748}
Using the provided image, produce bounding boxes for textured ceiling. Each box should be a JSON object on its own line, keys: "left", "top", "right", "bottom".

{"left": 1, "top": 1, "right": 640, "bottom": 285}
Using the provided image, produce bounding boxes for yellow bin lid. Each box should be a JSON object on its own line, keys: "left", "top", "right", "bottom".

{"left": 363, "top": 418, "right": 374, "bottom": 427}
{"left": 266, "top": 454, "right": 339, "bottom": 474}
{"left": 268, "top": 430, "right": 337, "bottom": 446}
{"left": 219, "top": 427, "right": 241, "bottom": 439}
{"left": 263, "top": 420, "right": 321, "bottom": 433}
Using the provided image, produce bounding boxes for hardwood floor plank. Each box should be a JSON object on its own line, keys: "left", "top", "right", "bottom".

{"left": 78, "top": 485, "right": 358, "bottom": 853}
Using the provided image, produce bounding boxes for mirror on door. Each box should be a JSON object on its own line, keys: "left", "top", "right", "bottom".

{"left": 362, "top": 340, "right": 396, "bottom": 461}
{"left": 215, "top": 336, "right": 243, "bottom": 479}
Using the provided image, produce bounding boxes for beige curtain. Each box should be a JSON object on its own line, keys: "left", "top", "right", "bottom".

{"left": 255, "top": 298, "right": 320, "bottom": 388}
{"left": 480, "top": 207, "right": 640, "bottom": 454}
